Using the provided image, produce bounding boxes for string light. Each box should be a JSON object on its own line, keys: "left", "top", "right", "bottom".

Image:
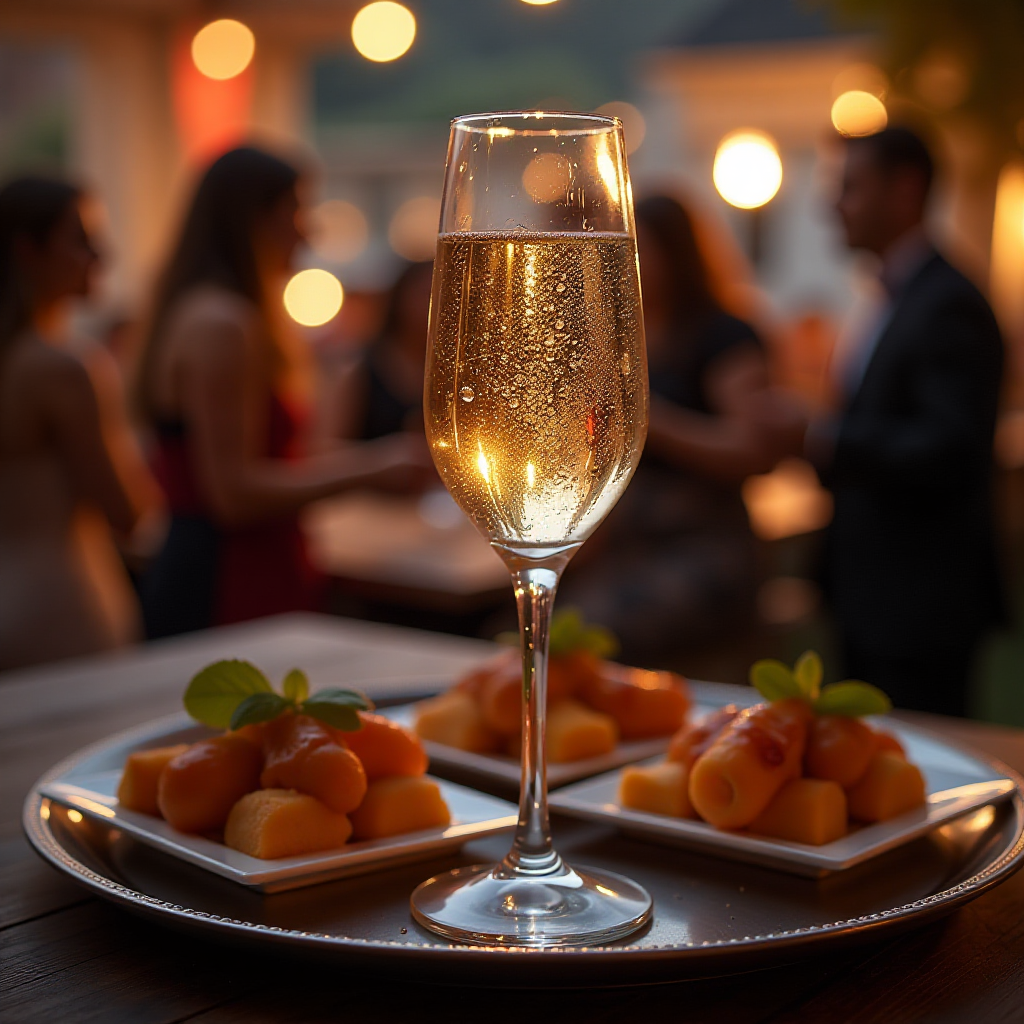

{"left": 191, "top": 19, "right": 255, "bottom": 80}
{"left": 284, "top": 269, "right": 344, "bottom": 327}
{"left": 831, "top": 91, "right": 887, "bottom": 137}
{"left": 713, "top": 129, "right": 782, "bottom": 210}
{"left": 352, "top": 2, "right": 416, "bottom": 62}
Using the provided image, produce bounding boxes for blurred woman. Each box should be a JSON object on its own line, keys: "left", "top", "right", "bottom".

{"left": 0, "top": 178, "right": 157, "bottom": 669}
{"left": 560, "top": 194, "right": 805, "bottom": 664}
{"left": 138, "top": 147, "right": 426, "bottom": 637}
{"left": 332, "top": 260, "right": 434, "bottom": 441}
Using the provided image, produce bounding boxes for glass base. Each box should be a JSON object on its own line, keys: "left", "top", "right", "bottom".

{"left": 410, "top": 861, "right": 653, "bottom": 948}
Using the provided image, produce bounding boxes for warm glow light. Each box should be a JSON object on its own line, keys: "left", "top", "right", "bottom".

{"left": 713, "top": 129, "right": 782, "bottom": 210}
{"left": 831, "top": 90, "right": 887, "bottom": 137}
{"left": 595, "top": 101, "right": 646, "bottom": 154}
{"left": 352, "top": 2, "right": 416, "bottom": 62}
{"left": 67, "top": 809, "right": 83, "bottom": 823}
{"left": 526, "top": 462, "right": 536, "bottom": 487}
{"left": 521, "top": 0, "right": 560, "bottom": 4}
{"left": 388, "top": 195, "right": 441, "bottom": 260}
{"left": 191, "top": 19, "right": 255, "bottom": 81}
{"left": 477, "top": 450, "right": 491, "bottom": 482}
{"left": 991, "top": 159, "right": 1024, "bottom": 338}
{"left": 311, "top": 200, "right": 370, "bottom": 264}
{"left": 522, "top": 153, "right": 572, "bottom": 204}
{"left": 284, "top": 269, "right": 344, "bottom": 327}
{"left": 40, "top": 801, "right": 50, "bottom": 820}
{"left": 596, "top": 146, "right": 619, "bottom": 198}
{"left": 742, "top": 458, "right": 833, "bottom": 540}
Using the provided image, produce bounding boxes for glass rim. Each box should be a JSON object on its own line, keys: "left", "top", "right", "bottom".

{"left": 450, "top": 110, "right": 621, "bottom": 136}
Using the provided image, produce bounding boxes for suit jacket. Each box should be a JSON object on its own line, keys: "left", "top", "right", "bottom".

{"left": 823, "top": 252, "right": 1004, "bottom": 657}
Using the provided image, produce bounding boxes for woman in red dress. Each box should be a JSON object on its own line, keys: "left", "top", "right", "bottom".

{"left": 138, "top": 147, "right": 426, "bottom": 636}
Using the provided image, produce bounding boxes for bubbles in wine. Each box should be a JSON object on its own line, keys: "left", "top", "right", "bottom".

{"left": 425, "top": 231, "right": 648, "bottom": 551}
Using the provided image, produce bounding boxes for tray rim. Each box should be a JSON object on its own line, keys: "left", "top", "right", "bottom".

{"left": 22, "top": 703, "right": 1024, "bottom": 965}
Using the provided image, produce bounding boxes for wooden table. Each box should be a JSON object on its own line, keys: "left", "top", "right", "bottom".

{"left": 302, "top": 492, "right": 509, "bottom": 614}
{"left": 3, "top": 614, "right": 1024, "bottom": 1023}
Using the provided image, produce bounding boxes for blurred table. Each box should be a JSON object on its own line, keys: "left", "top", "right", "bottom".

{"left": 303, "top": 490, "right": 509, "bottom": 615}
{"left": 3, "top": 614, "right": 1024, "bottom": 1023}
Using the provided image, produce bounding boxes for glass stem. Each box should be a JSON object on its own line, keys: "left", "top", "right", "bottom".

{"left": 498, "top": 550, "right": 573, "bottom": 878}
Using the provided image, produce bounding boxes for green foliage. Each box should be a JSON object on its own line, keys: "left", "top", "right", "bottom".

{"left": 282, "top": 669, "right": 309, "bottom": 704}
{"left": 184, "top": 661, "right": 371, "bottom": 732}
{"left": 230, "top": 692, "right": 292, "bottom": 730}
{"left": 750, "top": 659, "right": 804, "bottom": 701}
{"left": 794, "top": 650, "right": 823, "bottom": 700}
{"left": 184, "top": 660, "right": 273, "bottom": 729}
{"left": 750, "top": 650, "right": 893, "bottom": 717}
{"left": 547, "top": 608, "right": 620, "bottom": 659}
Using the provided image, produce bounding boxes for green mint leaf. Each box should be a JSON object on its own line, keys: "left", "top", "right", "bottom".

{"left": 282, "top": 668, "right": 309, "bottom": 704}
{"left": 230, "top": 692, "right": 292, "bottom": 730}
{"left": 184, "top": 659, "right": 274, "bottom": 728}
{"left": 794, "top": 650, "right": 823, "bottom": 700}
{"left": 580, "top": 623, "right": 620, "bottom": 660}
{"left": 749, "top": 659, "right": 803, "bottom": 702}
{"left": 814, "top": 681, "right": 892, "bottom": 718}
{"left": 300, "top": 688, "right": 372, "bottom": 731}
{"left": 547, "top": 607, "right": 620, "bottom": 659}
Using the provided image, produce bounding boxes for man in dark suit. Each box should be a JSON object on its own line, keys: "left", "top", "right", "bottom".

{"left": 814, "top": 127, "right": 1004, "bottom": 716}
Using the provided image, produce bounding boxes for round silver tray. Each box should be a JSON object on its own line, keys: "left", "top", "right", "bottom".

{"left": 23, "top": 727, "right": 1024, "bottom": 985}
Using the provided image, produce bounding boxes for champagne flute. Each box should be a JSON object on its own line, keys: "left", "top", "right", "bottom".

{"left": 411, "top": 111, "right": 650, "bottom": 947}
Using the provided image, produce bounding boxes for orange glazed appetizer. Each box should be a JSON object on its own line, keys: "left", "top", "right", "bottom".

{"left": 578, "top": 665, "right": 690, "bottom": 740}
{"left": 349, "top": 776, "right": 451, "bottom": 841}
{"left": 688, "top": 698, "right": 813, "bottom": 829}
{"left": 846, "top": 751, "right": 926, "bottom": 822}
{"left": 340, "top": 711, "right": 428, "bottom": 781}
{"left": 414, "top": 690, "right": 500, "bottom": 753}
{"left": 225, "top": 789, "right": 353, "bottom": 859}
{"left": 667, "top": 705, "right": 740, "bottom": 768}
{"left": 748, "top": 778, "right": 847, "bottom": 846}
{"left": 804, "top": 715, "right": 880, "bottom": 788}
{"left": 117, "top": 744, "right": 189, "bottom": 816}
{"left": 261, "top": 714, "right": 367, "bottom": 815}
{"left": 620, "top": 761, "right": 695, "bottom": 818}
{"left": 157, "top": 733, "right": 263, "bottom": 834}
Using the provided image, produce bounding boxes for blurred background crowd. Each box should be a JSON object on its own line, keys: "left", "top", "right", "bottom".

{"left": 1, "top": 0, "right": 1023, "bottom": 726}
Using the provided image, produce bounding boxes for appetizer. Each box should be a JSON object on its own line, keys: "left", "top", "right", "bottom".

{"left": 619, "top": 651, "right": 926, "bottom": 845}
{"left": 117, "top": 660, "right": 450, "bottom": 859}
{"left": 413, "top": 609, "right": 691, "bottom": 762}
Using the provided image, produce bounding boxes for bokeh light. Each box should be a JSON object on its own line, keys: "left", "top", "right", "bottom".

{"left": 352, "top": 2, "right": 417, "bottom": 63}
{"left": 284, "top": 269, "right": 344, "bottom": 327}
{"left": 520, "top": 0, "right": 560, "bottom": 4}
{"left": 713, "top": 130, "right": 782, "bottom": 210}
{"left": 191, "top": 19, "right": 255, "bottom": 81}
{"left": 310, "top": 200, "right": 370, "bottom": 264}
{"left": 388, "top": 196, "right": 441, "bottom": 260}
{"left": 831, "top": 91, "right": 887, "bottom": 137}
{"left": 595, "top": 101, "right": 646, "bottom": 155}
{"left": 522, "top": 153, "right": 572, "bottom": 203}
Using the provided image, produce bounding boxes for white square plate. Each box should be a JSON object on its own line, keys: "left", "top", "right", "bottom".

{"left": 381, "top": 703, "right": 673, "bottom": 789}
{"left": 549, "top": 714, "right": 1017, "bottom": 877}
{"left": 38, "top": 714, "right": 517, "bottom": 892}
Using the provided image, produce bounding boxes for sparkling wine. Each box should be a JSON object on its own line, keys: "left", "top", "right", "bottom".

{"left": 425, "top": 231, "right": 647, "bottom": 552}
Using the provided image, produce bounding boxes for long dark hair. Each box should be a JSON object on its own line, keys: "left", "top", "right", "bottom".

{"left": 635, "top": 194, "right": 720, "bottom": 327}
{"left": 0, "top": 176, "right": 80, "bottom": 355}
{"left": 138, "top": 146, "right": 300, "bottom": 420}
